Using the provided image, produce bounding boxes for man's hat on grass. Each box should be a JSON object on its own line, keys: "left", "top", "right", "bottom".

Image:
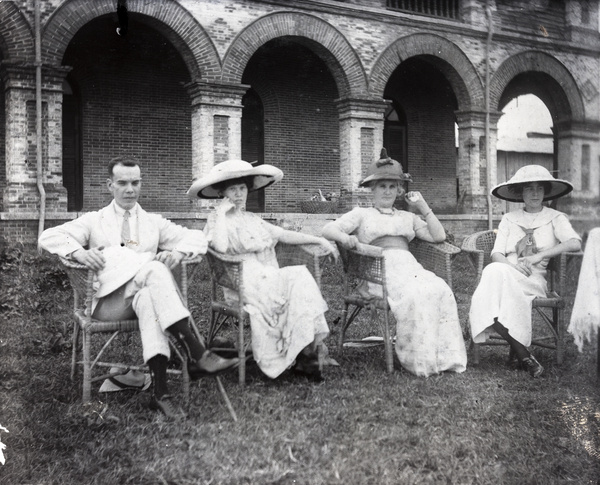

{"left": 491, "top": 164, "right": 573, "bottom": 203}
{"left": 359, "top": 148, "right": 412, "bottom": 187}
{"left": 187, "top": 159, "right": 283, "bottom": 199}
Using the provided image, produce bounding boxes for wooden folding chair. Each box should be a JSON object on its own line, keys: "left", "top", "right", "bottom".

{"left": 205, "top": 242, "right": 329, "bottom": 385}
{"left": 461, "top": 229, "right": 577, "bottom": 365}
{"left": 336, "top": 239, "right": 461, "bottom": 373}
{"left": 59, "top": 255, "right": 203, "bottom": 404}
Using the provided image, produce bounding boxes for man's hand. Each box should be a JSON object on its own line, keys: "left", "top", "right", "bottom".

{"left": 72, "top": 247, "right": 105, "bottom": 272}
{"left": 155, "top": 250, "right": 185, "bottom": 270}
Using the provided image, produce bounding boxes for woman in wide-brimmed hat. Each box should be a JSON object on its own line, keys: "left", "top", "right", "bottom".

{"left": 469, "top": 165, "right": 581, "bottom": 378}
{"left": 322, "top": 149, "right": 467, "bottom": 377}
{"left": 187, "top": 160, "right": 336, "bottom": 380}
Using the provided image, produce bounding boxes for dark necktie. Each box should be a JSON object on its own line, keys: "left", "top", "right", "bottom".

{"left": 121, "top": 210, "right": 131, "bottom": 247}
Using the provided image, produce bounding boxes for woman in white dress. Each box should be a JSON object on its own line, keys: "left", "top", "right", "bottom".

{"left": 187, "top": 160, "right": 336, "bottom": 381}
{"left": 469, "top": 165, "right": 581, "bottom": 378}
{"left": 322, "top": 149, "right": 467, "bottom": 377}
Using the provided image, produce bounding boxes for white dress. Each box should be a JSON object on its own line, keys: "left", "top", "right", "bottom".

{"left": 568, "top": 227, "right": 600, "bottom": 351}
{"left": 204, "top": 207, "right": 329, "bottom": 378}
{"left": 469, "top": 207, "right": 581, "bottom": 347}
{"left": 323, "top": 207, "right": 467, "bottom": 377}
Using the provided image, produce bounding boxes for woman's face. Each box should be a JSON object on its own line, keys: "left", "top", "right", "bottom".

{"left": 522, "top": 182, "right": 545, "bottom": 212}
{"left": 221, "top": 182, "right": 248, "bottom": 209}
{"left": 371, "top": 180, "right": 400, "bottom": 209}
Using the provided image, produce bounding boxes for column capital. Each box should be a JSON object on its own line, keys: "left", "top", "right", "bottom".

{"left": 184, "top": 80, "right": 250, "bottom": 108}
{"left": 334, "top": 97, "right": 389, "bottom": 121}
{"left": 0, "top": 62, "right": 71, "bottom": 91}
{"left": 555, "top": 119, "right": 600, "bottom": 140}
{"left": 455, "top": 110, "right": 502, "bottom": 128}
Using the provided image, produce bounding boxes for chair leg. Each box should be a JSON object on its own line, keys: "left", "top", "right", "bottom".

{"left": 556, "top": 306, "right": 563, "bottom": 365}
{"left": 338, "top": 305, "right": 349, "bottom": 353}
{"left": 238, "top": 315, "right": 246, "bottom": 386}
{"left": 216, "top": 376, "right": 238, "bottom": 422}
{"left": 71, "top": 322, "right": 80, "bottom": 380}
{"left": 381, "top": 307, "right": 393, "bottom": 374}
{"left": 82, "top": 331, "right": 92, "bottom": 403}
{"left": 472, "top": 340, "right": 480, "bottom": 365}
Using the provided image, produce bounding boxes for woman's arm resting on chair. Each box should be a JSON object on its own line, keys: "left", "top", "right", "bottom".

{"left": 277, "top": 228, "right": 337, "bottom": 255}
{"left": 321, "top": 224, "right": 360, "bottom": 249}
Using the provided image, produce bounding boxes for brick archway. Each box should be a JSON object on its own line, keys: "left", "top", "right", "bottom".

{"left": 491, "top": 50, "right": 585, "bottom": 122}
{"left": 41, "top": 0, "right": 219, "bottom": 80}
{"left": 221, "top": 12, "right": 367, "bottom": 99}
{"left": 0, "top": 1, "right": 34, "bottom": 62}
{"left": 370, "top": 33, "right": 484, "bottom": 111}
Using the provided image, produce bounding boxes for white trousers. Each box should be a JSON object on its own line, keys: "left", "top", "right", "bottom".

{"left": 93, "top": 261, "right": 190, "bottom": 362}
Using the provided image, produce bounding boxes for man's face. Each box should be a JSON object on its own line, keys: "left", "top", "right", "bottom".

{"left": 107, "top": 163, "right": 142, "bottom": 210}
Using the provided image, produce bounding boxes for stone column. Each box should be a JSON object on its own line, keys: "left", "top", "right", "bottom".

{"left": 1, "top": 63, "right": 70, "bottom": 214}
{"left": 185, "top": 81, "right": 249, "bottom": 210}
{"left": 455, "top": 110, "right": 502, "bottom": 215}
{"left": 554, "top": 119, "right": 600, "bottom": 218}
{"left": 335, "top": 97, "right": 389, "bottom": 211}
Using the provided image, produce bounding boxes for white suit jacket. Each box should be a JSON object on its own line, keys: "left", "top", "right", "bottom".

{"left": 39, "top": 202, "right": 207, "bottom": 307}
{"left": 39, "top": 201, "right": 207, "bottom": 258}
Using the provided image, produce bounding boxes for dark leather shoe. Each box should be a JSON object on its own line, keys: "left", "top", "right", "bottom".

{"left": 149, "top": 394, "right": 186, "bottom": 420}
{"left": 292, "top": 354, "right": 324, "bottom": 382}
{"left": 188, "top": 350, "right": 240, "bottom": 380}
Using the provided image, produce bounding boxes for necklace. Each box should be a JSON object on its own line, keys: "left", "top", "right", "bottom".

{"left": 375, "top": 207, "right": 395, "bottom": 215}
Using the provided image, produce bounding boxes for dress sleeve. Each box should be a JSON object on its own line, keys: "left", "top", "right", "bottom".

{"left": 552, "top": 213, "right": 581, "bottom": 242}
{"left": 491, "top": 216, "right": 510, "bottom": 256}
{"left": 322, "top": 207, "right": 363, "bottom": 235}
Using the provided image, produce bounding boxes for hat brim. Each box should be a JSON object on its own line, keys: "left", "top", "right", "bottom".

{"left": 187, "top": 164, "right": 283, "bottom": 199}
{"left": 491, "top": 180, "right": 573, "bottom": 202}
{"left": 359, "top": 173, "right": 413, "bottom": 187}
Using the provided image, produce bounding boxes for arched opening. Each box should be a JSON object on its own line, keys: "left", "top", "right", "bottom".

{"left": 497, "top": 94, "right": 554, "bottom": 213}
{"left": 384, "top": 57, "right": 459, "bottom": 212}
{"left": 62, "top": 15, "right": 192, "bottom": 212}
{"left": 241, "top": 37, "right": 339, "bottom": 212}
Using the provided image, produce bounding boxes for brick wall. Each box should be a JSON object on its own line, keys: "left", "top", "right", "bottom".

{"left": 243, "top": 40, "right": 340, "bottom": 212}
{"left": 63, "top": 16, "right": 193, "bottom": 213}
{"left": 0, "top": 76, "right": 5, "bottom": 212}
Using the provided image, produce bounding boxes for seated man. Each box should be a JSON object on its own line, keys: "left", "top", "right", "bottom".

{"left": 39, "top": 156, "right": 238, "bottom": 419}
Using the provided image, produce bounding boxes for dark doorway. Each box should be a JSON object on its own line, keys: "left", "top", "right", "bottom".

{"left": 62, "top": 78, "right": 83, "bottom": 211}
{"left": 242, "top": 88, "right": 265, "bottom": 212}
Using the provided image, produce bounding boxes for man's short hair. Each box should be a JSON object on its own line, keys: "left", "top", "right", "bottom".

{"left": 108, "top": 156, "right": 140, "bottom": 177}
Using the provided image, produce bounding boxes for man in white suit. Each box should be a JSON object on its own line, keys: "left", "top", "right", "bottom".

{"left": 39, "top": 156, "right": 238, "bottom": 419}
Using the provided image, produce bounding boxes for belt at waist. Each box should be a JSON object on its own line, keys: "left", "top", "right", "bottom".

{"left": 369, "top": 235, "right": 409, "bottom": 250}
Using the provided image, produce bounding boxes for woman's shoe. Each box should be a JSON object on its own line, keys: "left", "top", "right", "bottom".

{"left": 521, "top": 353, "right": 544, "bottom": 378}
{"left": 292, "top": 354, "right": 323, "bottom": 382}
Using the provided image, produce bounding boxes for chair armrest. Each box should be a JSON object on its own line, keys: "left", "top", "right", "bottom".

{"left": 409, "top": 239, "right": 460, "bottom": 289}
{"left": 460, "top": 230, "right": 496, "bottom": 282}
{"left": 335, "top": 242, "right": 385, "bottom": 285}
{"left": 275, "top": 242, "right": 329, "bottom": 288}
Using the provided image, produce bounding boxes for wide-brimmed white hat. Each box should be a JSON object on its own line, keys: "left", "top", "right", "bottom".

{"left": 95, "top": 246, "right": 154, "bottom": 298}
{"left": 359, "top": 148, "right": 412, "bottom": 187}
{"left": 187, "top": 160, "right": 283, "bottom": 199}
{"left": 491, "top": 165, "right": 573, "bottom": 202}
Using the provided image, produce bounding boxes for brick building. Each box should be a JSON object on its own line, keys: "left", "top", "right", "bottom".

{"left": 1, "top": 0, "right": 599, "bottom": 243}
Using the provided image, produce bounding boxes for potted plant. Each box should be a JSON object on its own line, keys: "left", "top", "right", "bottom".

{"left": 300, "top": 190, "right": 339, "bottom": 213}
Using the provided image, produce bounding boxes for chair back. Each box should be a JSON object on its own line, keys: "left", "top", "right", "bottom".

{"left": 205, "top": 248, "right": 244, "bottom": 296}
{"left": 336, "top": 242, "right": 386, "bottom": 286}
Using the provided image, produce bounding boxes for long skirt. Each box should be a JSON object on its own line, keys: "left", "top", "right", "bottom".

{"left": 240, "top": 260, "right": 329, "bottom": 378}
{"left": 469, "top": 262, "right": 547, "bottom": 347}
{"left": 367, "top": 249, "right": 467, "bottom": 377}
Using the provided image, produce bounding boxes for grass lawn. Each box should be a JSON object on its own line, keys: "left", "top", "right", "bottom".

{"left": 0, "top": 243, "right": 599, "bottom": 484}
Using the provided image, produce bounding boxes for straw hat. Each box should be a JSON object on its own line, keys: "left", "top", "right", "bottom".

{"left": 187, "top": 160, "right": 283, "bottom": 199}
{"left": 359, "top": 148, "right": 412, "bottom": 187}
{"left": 491, "top": 165, "right": 573, "bottom": 202}
{"left": 95, "top": 246, "right": 154, "bottom": 298}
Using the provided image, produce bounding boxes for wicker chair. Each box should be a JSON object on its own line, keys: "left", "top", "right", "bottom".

{"left": 461, "top": 229, "right": 574, "bottom": 365}
{"left": 205, "top": 242, "right": 329, "bottom": 385}
{"left": 336, "top": 238, "right": 461, "bottom": 373}
{"left": 59, "top": 255, "right": 203, "bottom": 404}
